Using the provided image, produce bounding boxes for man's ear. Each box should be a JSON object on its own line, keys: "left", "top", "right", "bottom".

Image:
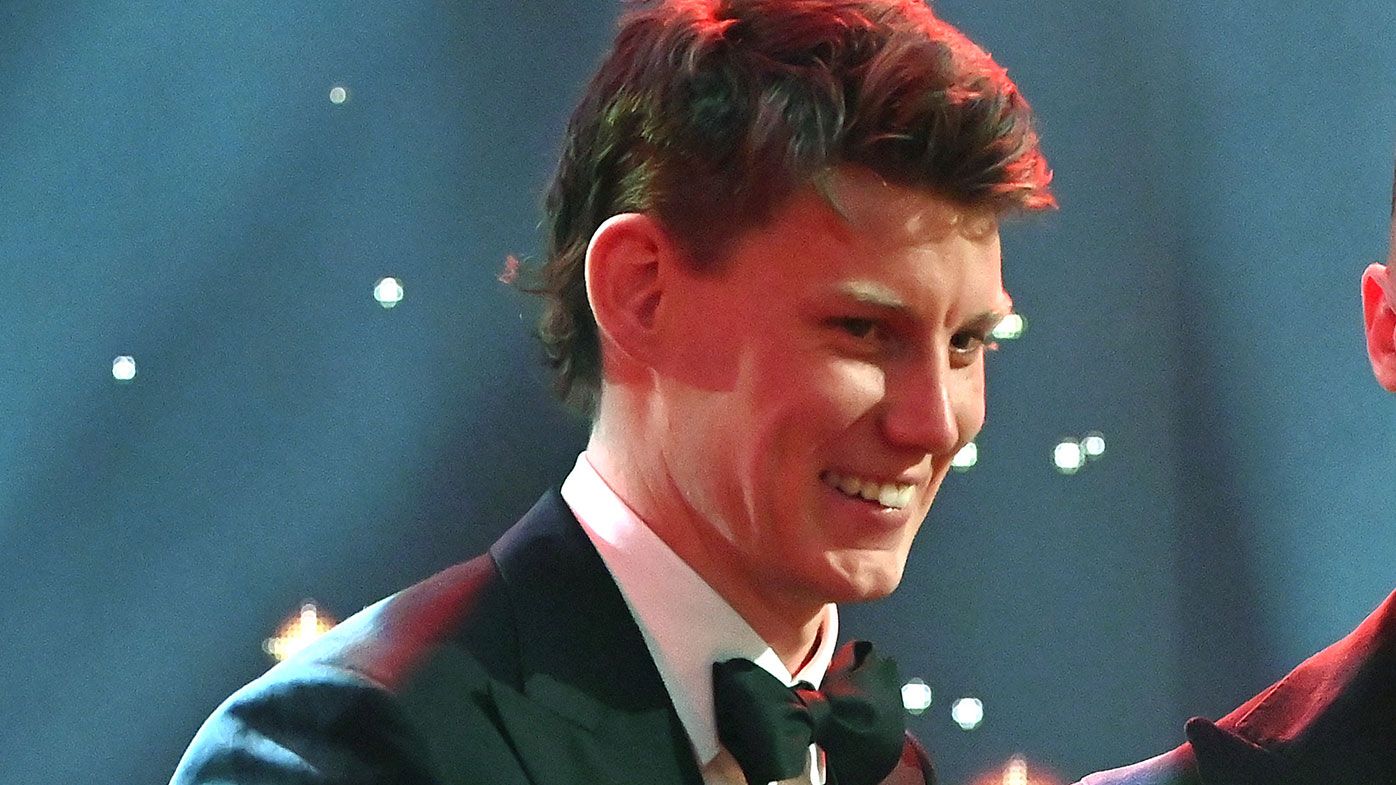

{"left": 1361, "top": 263, "right": 1396, "bottom": 392}
{"left": 584, "top": 213, "right": 674, "bottom": 370}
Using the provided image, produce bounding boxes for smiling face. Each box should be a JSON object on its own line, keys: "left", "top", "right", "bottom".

{"left": 649, "top": 169, "right": 1010, "bottom": 611}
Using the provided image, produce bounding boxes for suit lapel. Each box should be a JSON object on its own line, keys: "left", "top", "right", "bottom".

{"left": 488, "top": 490, "right": 705, "bottom": 785}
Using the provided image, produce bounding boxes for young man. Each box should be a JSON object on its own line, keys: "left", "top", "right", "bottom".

{"left": 1076, "top": 178, "right": 1396, "bottom": 785}
{"left": 170, "top": 2, "right": 1053, "bottom": 784}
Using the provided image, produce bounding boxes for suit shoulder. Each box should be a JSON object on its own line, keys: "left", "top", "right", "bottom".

{"left": 171, "top": 555, "right": 530, "bottom": 785}
{"left": 172, "top": 659, "right": 528, "bottom": 785}
{"left": 304, "top": 552, "right": 521, "bottom": 693}
{"left": 171, "top": 662, "right": 435, "bottom": 784}
{"left": 1074, "top": 746, "right": 1200, "bottom": 785}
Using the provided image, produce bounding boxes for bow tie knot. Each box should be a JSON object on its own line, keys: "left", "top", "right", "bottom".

{"left": 713, "top": 640, "right": 906, "bottom": 785}
{"left": 793, "top": 683, "right": 833, "bottom": 732}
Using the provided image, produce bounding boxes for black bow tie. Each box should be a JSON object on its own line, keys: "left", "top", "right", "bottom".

{"left": 712, "top": 640, "right": 906, "bottom": 785}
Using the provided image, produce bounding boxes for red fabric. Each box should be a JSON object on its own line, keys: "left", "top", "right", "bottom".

{"left": 1187, "top": 589, "right": 1396, "bottom": 784}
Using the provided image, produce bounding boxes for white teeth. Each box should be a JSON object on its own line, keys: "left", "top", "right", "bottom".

{"left": 837, "top": 474, "right": 860, "bottom": 496}
{"left": 874, "top": 483, "right": 915, "bottom": 509}
{"left": 895, "top": 485, "right": 914, "bottom": 508}
{"left": 822, "top": 471, "right": 915, "bottom": 510}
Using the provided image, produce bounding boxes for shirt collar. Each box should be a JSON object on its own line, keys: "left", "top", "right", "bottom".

{"left": 561, "top": 452, "right": 839, "bottom": 766}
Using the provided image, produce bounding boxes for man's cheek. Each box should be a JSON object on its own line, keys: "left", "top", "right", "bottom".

{"left": 815, "top": 361, "right": 888, "bottom": 418}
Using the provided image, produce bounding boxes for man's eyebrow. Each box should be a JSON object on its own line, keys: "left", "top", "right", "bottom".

{"left": 831, "top": 283, "right": 1015, "bottom": 327}
{"left": 833, "top": 282, "right": 908, "bottom": 312}
{"left": 963, "top": 310, "right": 1011, "bottom": 332}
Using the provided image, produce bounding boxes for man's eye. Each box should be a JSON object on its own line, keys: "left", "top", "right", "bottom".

{"left": 831, "top": 317, "right": 880, "bottom": 340}
{"left": 950, "top": 330, "right": 996, "bottom": 355}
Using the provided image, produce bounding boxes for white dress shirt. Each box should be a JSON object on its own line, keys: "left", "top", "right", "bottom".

{"left": 561, "top": 453, "right": 839, "bottom": 785}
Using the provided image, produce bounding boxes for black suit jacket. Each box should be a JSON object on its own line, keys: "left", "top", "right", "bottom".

{"left": 171, "top": 491, "right": 935, "bottom": 785}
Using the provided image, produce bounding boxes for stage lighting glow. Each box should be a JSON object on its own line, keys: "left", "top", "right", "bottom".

{"left": 1082, "top": 431, "right": 1106, "bottom": 458}
{"left": 991, "top": 313, "right": 1026, "bottom": 341}
{"left": 374, "top": 277, "right": 404, "bottom": 309}
{"left": 329, "top": 85, "right": 349, "bottom": 104}
{"left": 951, "top": 442, "right": 978, "bottom": 471}
{"left": 112, "top": 356, "right": 137, "bottom": 381}
{"left": 1003, "top": 756, "right": 1029, "bottom": 785}
{"left": 901, "top": 679, "right": 933, "bottom": 715}
{"left": 951, "top": 697, "right": 984, "bottom": 730}
{"left": 263, "top": 601, "right": 338, "bottom": 663}
{"left": 1053, "top": 440, "right": 1085, "bottom": 475}
{"left": 969, "top": 755, "right": 1068, "bottom": 785}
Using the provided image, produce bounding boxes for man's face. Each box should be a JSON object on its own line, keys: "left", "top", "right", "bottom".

{"left": 652, "top": 169, "right": 1010, "bottom": 608}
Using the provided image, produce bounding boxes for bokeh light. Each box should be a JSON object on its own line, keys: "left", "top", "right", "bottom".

{"left": 991, "top": 313, "right": 1027, "bottom": 341}
{"left": 1004, "top": 756, "right": 1029, "bottom": 785}
{"left": 969, "top": 755, "right": 1068, "bottom": 785}
{"left": 1053, "top": 440, "right": 1085, "bottom": 475}
{"left": 374, "top": 277, "right": 404, "bottom": 309}
{"left": 112, "top": 356, "right": 137, "bottom": 382}
{"left": 1082, "top": 431, "right": 1106, "bottom": 458}
{"left": 951, "top": 697, "right": 985, "bottom": 730}
{"left": 329, "top": 85, "right": 349, "bottom": 104}
{"left": 262, "top": 601, "right": 338, "bottom": 663}
{"left": 951, "top": 442, "right": 979, "bottom": 471}
{"left": 901, "top": 678, "right": 933, "bottom": 715}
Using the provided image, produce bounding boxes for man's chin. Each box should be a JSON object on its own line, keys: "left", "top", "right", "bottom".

{"left": 817, "top": 554, "right": 908, "bottom": 604}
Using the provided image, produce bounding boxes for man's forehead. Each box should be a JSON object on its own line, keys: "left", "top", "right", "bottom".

{"left": 816, "top": 168, "right": 999, "bottom": 245}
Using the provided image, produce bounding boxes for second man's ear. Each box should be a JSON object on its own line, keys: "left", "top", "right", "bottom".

{"left": 584, "top": 213, "right": 674, "bottom": 370}
{"left": 1361, "top": 263, "right": 1396, "bottom": 392}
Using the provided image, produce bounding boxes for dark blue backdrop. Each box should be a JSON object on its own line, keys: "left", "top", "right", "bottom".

{"left": 2, "top": 2, "right": 1392, "bottom": 783}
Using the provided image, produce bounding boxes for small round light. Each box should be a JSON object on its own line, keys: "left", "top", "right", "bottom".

{"left": 1082, "top": 431, "right": 1106, "bottom": 458}
{"left": 374, "top": 277, "right": 404, "bottom": 309}
{"left": 1053, "top": 440, "right": 1085, "bottom": 475}
{"left": 991, "top": 313, "right": 1026, "bottom": 341}
{"left": 263, "top": 601, "right": 338, "bottom": 663}
{"left": 901, "top": 679, "right": 934, "bottom": 715}
{"left": 329, "top": 85, "right": 349, "bottom": 104}
{"left": 951, "top": 697, "right": 985, "bottom": 730}
{"left": 112, "top": 356, "right": 137, "bottom": 382}
{"left": 951, "top": 442, "right": 978, "bottom": 471}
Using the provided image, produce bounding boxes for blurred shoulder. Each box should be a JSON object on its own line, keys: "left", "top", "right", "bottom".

{"left": 170, "top": 553, "right": 528, "bottom": 785}
{"left": 304, "top": 551, "right": 520, "bottom": 693}
{"left": 1074, "top": 746, "right": 1200, "bottom": 785}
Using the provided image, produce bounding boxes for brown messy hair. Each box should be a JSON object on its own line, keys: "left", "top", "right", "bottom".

{"left": 532, "top": 0, "right": 1055, "bottom": 416}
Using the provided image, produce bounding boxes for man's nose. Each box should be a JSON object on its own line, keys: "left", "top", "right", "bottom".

{"left": 879, "top": 361, "right": 963, "bottom": 456}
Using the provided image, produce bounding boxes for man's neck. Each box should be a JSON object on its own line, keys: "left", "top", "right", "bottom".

{"left": 584, "top": 438, "right": 827, "bottom": 674}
